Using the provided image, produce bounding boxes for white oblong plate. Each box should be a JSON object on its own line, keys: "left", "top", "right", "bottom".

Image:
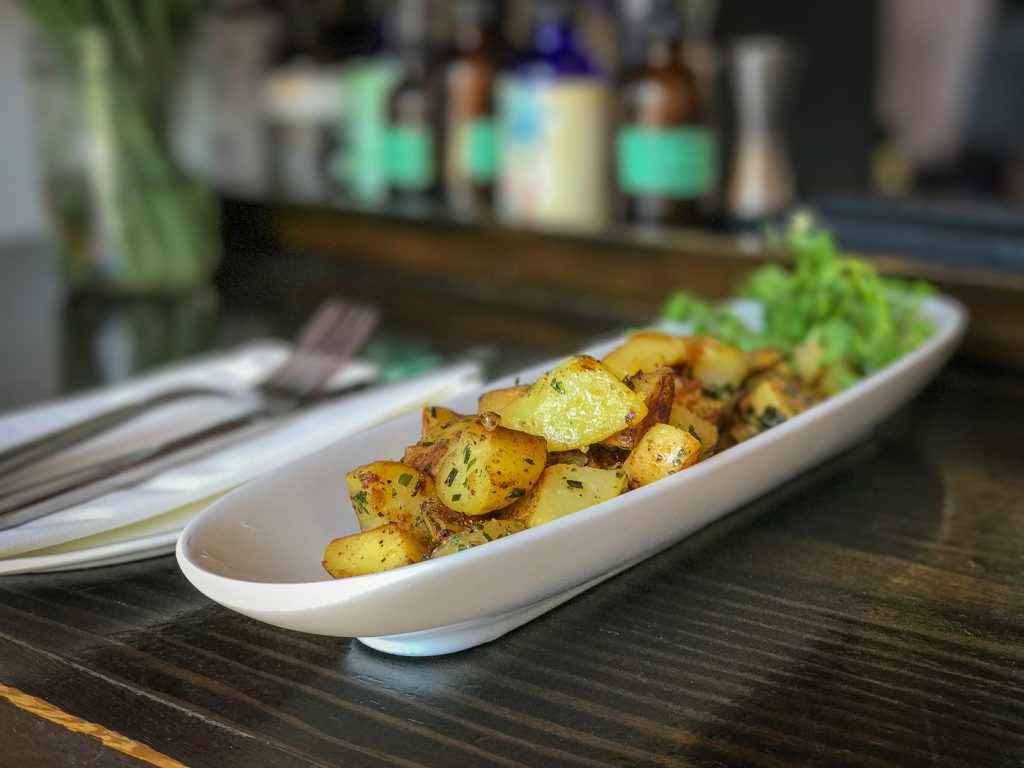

{"left": 177, "top": 296, "right": 966, "bottom": 656}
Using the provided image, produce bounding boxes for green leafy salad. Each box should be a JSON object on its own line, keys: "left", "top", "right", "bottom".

{"left": 662, "top": 213, "right": 936, "bottom": 392}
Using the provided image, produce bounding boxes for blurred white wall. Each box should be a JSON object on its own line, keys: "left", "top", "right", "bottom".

{"left": 0, "top": 0, "right": 45, "bottom": 246}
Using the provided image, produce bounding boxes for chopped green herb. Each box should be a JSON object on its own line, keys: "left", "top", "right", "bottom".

{"left": 524, "top": 458, "right": 535, "bottom": 465}
{"left": 431, "top": 406, "right": 437, "bottom": 418}
{"left": 463, "top": 446, "right": 471, "bottom": 464}
{"left": 482, "top": 531, "right": 493, "bottom": 542}
{"left": 420, "top": 441, "right": 434, "bottom": 447}
{"left": 467, "top": 458, "right": 477, "bottom": 470}
{"left": 451, "top": 493, "right": 462, "bottom": 501}
{"left": 566, "top": 479, "right": 584, "bottom": 489}
{"left": 551, "top": 379, "right": 565, "bottom": 394}
{"left": 506, "top": 488, "right": 525, "bottom": 499}
{"left": 687, "top": 425, "right": 700, "bottom": 442}
{"left": 423, "top": 463, "right": 432, "bottom": 473}
{"left": 661, "top": 211, "right": 935, "bottom": 387}
{"left": 444, "top": 468, "right": 458, "bottom": 487}
{"left": 352, "top": 490, "right": 369, "bottom": 513}
{"left": 397, "top": 473, "right": 413, "bottom": 487}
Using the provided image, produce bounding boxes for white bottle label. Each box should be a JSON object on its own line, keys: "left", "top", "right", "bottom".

{"left": 499, "top": 77, "right": 610, "bottom": 230}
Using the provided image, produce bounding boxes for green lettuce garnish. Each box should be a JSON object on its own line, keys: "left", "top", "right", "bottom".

{"left": 662, "top": 212, "right": 935, "bottom": 386}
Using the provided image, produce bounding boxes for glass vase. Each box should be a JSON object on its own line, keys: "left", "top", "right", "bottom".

{"left": 33, "top": 28, "right": 219, "bottom": 295}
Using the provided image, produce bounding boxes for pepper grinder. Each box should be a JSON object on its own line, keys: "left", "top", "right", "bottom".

{"left": 724, "top": 36, "right": 796, "bottom": 224}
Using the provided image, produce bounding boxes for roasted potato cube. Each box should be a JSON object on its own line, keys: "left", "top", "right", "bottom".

{"left": 746, "top": 347, "right": 786, "bottom": 374}
{"left": 401, "top": 441, "right": 447, "bottom": 477}
{"left": 622, "top": 423, "right": 701, "bottom": 487}
{"left": 817, "top": 359, "right": 858, "bottom": 395}
{"left": 435, "top": 420, "right": 547, "bottom": 515}
{"left": 691, "top": 336, "right": 748, "bottom": 394}
{"left": 427, "top": 519, "right": 526, "bottom": 559}
{"left": 478, "top": 385, "right": 529, "bottom": 414}
{"left": 503, "top": 464, "right": 628, "bottom": 528}
{"left": 402, "top": 413, "right": 477, "bottom": 476}
{"left": 746, "top": 378, "right": 798, "bottom": 422}
{"left": 602, "top": 332, "right": 693, "bottom": 379}
{"left": 728, "top": 373, "right": 808, "bottom": 443}
{"left": 790, "top": 340, "right": 824, "bottom": 385}
{"left": 500, "top": 355, "right": 648, "bottom": 452}
{"left": 419, "top": 495, "right": 479, "bottom": 542}
{"left": 323, "top": 522, "right": 427, "bottom": 578}
{"left": 668, "top": 404, "right": 719, "bottom": 457}
{"left": 602, "top": 367, "right": 674, "bottom": 450}
{"left": 421, "top": 405, "right": 462, "bottom": 437}
{"left": 346, "top": 461, "right": 434, "bottom": 544}
{"left": 673, "top": 378, "right": 726, "bottom": 426}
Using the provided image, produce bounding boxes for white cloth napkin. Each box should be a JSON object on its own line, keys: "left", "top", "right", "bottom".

{"left": 0, "top": 344, "right": 482, "bottom": 562}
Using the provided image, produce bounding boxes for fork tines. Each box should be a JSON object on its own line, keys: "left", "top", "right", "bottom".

{"left": 260, "top": 299, "right": 381, "bottom": 402}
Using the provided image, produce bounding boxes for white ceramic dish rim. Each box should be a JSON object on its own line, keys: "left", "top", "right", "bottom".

{"left": 177, "top": 296, "right": 966, "bottom": 637}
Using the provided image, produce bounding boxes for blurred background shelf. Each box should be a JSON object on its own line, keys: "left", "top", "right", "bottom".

{"left": 219, "top": 196, "right": 1024, "bottom": 366}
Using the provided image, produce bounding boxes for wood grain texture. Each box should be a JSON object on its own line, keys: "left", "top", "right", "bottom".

{"left": 0, "top": 359, "right": 1021, "bottom": 767}
{"left": 0, "top": 682, "right": 186, "bottom": 768}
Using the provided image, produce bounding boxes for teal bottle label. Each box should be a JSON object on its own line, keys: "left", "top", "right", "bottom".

{"left": 341, "top": 59, "right": 398, "bottom": 203}
{"left": 617, "top": 126, "right": 715, "bottom": 198}
{"left": 462, "top": 119, "right": 498, "bottom": 182}
{"left": 387, "top": 126, "right": 434, "bottom": 189}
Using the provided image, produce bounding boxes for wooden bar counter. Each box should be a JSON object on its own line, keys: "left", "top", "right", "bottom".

{"left": 0, "top": 234, "right": 1022, "bottom": 767}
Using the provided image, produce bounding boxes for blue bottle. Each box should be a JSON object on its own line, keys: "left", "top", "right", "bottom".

{"left": 498, "top": 0, "right": 611, "bottom": 230}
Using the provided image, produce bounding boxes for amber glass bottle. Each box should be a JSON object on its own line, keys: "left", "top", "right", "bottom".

{"left": 617, "top": 0, "right": 714, "bottom": 225}
{"left": 441, "top": 0, "right": 509, "bottom": 215}
{"left": 387, "top": 0, "right": 440, "bottom": 203}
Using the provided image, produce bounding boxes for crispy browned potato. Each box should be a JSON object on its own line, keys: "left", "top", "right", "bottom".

{"left": 434, "top": 419, "right": 547, "bottom": 515}
{"left": 602, "top": 367, "right": 674, "bottom": 450}
{"left": 690, "top": 336, "right": 748, "bottom": 393}
{"left": 427, "top": 519, "right": 526, "bottom": 559}
{"left": 745, "top": 347, "right": 786, "bottom": 375}
{"left": 402, "top": 413, "right": 478, "bottom": 476}
{"left": 418, "top": 495, "right": 480, "bottom": 542}
{"left": 602, "top": 332, "right": 693, "bottom": 379}
{"left": 500, "top": 355, "right": 648, "bottom": 452}
{"left": 584, "top": 444, "right": 630, "bottom": 469}
{"left": 673, "top": 375, "right": 727, "bottom": 427}
{"left": 668, "top": 404, "right": 719, "bottom": 457}
{"left": 323, "top": 522, "right": 427, "bottom": 578}
{"left": 478, "top": 385, "right": 529, "bottom": 414}
{"left": 345, "top": 461, "right": 434, "bottom": 544}
{"left": 421, "top": 405, "right": 462, "bottom": 437}
{"left": 622, "top": 423, "right": 701, "bottom": 487}
{"left": 545, "top": 449, "right": 590, "bottom": 467}
{"left": 502, "top": 464, "right": 628, "bottom": 528}
{"left": 727, "top": 371, "right": 814, "bottom": 443}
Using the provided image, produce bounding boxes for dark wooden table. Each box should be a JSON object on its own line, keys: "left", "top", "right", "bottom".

{"left": 1, "top": 245, "right": 1022, "bottom": 767}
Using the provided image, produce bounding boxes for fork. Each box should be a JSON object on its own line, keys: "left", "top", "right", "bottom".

{"left": 0, "top": 298, "right": 379, "bottom": 522}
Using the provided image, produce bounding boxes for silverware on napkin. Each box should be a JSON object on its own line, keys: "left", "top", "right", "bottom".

{"left": 0, "top": 299, "right": 379, "bottom": 527}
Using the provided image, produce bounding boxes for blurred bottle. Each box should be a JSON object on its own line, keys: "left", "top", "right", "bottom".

{"left": 498, "top": 0, "right": 611, "bottom": 230}
{"left": 724, "top": 36, "right": 796, "bottom": 226}
{"left": 616, "top": 0, "right": 715, "bottom": 226}
{"left": 264, "top": 64, "right": 346, "bottom": 201}
{"left": 442, "top": 0, "right": 510, "bottom": 216}
{"left": 387, "top": 0, "right": 441, "bottom": 204}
